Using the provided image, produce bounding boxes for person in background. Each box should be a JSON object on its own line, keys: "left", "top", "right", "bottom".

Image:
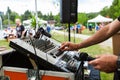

{"left": 46, "top": 24, "right": 51, "bottom": 33}
{"left": 15, "top": 19, "right": 25, "bottom": 38}
{"left": 77, "top": 23, "right": 82, "bottom": 34}
{"left": 95, "top": 24, "right": 100, "bottom": 32}
{"left": 60, "top": 16, "right": 120, "bottom": 79}
{"left": 3, "top": 29, "right": 9, "bottom": 39}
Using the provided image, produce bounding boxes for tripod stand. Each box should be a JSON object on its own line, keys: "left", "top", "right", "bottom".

{"left": 75, "top": 52, "right": 95, "bottom": 80}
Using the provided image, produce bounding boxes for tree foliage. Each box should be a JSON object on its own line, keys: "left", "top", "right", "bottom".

{"left": 100, "top": 6, "right": 110, "bottom": 17}
{"left": 100, "top": 0, "right": 120, "bottom": 19}
{"left": 21, "top": 10, "right": 32, "bottom": 21}
{"left": 109, "top": 0, "right": 120, "bottom": 19}
{"left": 3, "top": 7, "right": 20, "bottom": 25}
{"left": 78, "top": 13, "right": 88, "bottom": 25}
{"left": 2, "top": 0, "right": 120, "bottom": 26}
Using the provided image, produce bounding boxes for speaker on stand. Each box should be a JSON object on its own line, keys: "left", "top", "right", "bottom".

{"left": 60, "top": 0, "right": 78, "bottom": 41}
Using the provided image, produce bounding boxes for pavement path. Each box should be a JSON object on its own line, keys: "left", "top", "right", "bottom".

{"left": 52, "top": 30, "right": 112, "bottom": 48}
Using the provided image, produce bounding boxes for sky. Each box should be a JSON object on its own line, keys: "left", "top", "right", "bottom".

{"left": 0, "top": 0, "right": 113, "bottom": 15}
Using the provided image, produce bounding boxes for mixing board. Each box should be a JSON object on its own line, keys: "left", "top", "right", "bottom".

{"left": 9, "top": 36, "right": 82, "bottom": 73}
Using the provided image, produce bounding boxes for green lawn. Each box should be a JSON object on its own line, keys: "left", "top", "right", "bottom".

{"left": 0, "top": 40, "right": 11, "bottom": 49}
{"left": 51, "top": 31, "right": 113, "bottom": 80}
{"left": 82, "top": 28, "right": 95, "bottom": 36}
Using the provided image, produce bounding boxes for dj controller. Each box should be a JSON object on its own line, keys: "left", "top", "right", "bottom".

{"left": 9, "top": 37, "right": 81, "bottom": 73}
{"left": 8, "top": 28, "right": 101, "bottom": 80}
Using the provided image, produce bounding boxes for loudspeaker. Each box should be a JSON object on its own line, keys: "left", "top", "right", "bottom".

{"left": 60, "top": 0, "right": 78, "bottom": 23}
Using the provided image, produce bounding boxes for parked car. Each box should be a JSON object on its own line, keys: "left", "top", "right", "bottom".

{"left": 54, "top": 26, "right": 64, "bottom": 30}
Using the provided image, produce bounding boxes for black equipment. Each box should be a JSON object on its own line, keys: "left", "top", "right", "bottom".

{"left": 75, "top": 52, "right": 95, "bottom": 80}
{"left": 38, "top": 27, "right": 51, "bottom": 38}
{"left": 74, "top": 52, "right": 95, "bottom": 61}
{"left": 34, "top": 27, "right": 51, "bottom": 39}
{"left": 60, "top": 0, "right": 78, "bottom": 23}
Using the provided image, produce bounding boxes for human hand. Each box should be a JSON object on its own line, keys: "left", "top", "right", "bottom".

{"left": 59, "top": 42, "right": 79, "bottom": 51}
{"left": 89, "top": 54, "right": 118, "bottom": 73}
{"left": 21, "top": 35, "right": 25, "bottom": 39}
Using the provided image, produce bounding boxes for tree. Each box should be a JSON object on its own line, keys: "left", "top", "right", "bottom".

{"left": 3, "top": 7, "right": 20, "bottom": 25}
{"left": 100, "top": 6, "right": 110, "bottom": 17}
{"left": 38, "top": 11, "right": 43, "bottom": 18}
{"left": 109, "top": 0, "right": 120, "bottom": 19}
{"left": 78, "top": 13, "right": 88, "bottom": 25}
{"left": 10, "top": 12, "right": 19, "bottom": 22}
{"left": 54, "top": 13, "right": 60, "bottom": 26}
{"left": 54, "top": 13, "right": 60, "bottom": 22}
{"left": 86, "top": 12, "right": 99, "bottom": 19}
{"left": 21, "top": 10, "right": 32, "bottom": 21}
{"left": 42, "top": 14, "right": 48, "bottom": 20}
{"left": 48, "top": 12, "right": 54, "bottom": 20}
{"left": 3, "top": 19, "right": 14, "bottom": 25}
{"left": 7, "top": 7, "right": 12, "bottom": 15}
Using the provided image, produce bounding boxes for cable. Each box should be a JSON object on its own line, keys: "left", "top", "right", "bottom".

{"left": 29, "top": 36, "right": 41, "bottom": 80}
{"left": 29, "top": 35, "right": 49, "bottom": 80}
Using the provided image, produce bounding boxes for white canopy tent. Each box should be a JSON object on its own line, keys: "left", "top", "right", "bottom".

{"left": 88, "top": 15, "right": 113, "bottom": 23}
{"left": 87, "top": 15, "right": 113, "bottom": 29}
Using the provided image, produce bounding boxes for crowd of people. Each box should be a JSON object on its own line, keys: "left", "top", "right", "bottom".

{"left": 3, "top": 18, "right": 52, "bottom": 40}
{"left": 3, "top": 19, "right": 25, "bottom": 40}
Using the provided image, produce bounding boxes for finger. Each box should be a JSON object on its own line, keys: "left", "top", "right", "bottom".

{"left": 61, "top": 42, "right": 66, "bottom": 45}
{"left": 94, "top": 65, "right": 101, "bottom": 70}
{"left": 59, "top": 43, "right": 69, "bottom": 51}
{"left": 95, "top": 55, "right": 101, "bottom": 58}
{"left": 88, "top": 59, "right": 98, "bottom": 66}
{"left": 60, "top": 42, "right": 67, "bottom": 49}
{"left": 62, "top": 47, "right": 70, "bottom": 51}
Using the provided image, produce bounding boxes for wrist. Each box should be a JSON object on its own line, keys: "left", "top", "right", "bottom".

{"left": 76, "top": 43, "right": 83, "bottom": 49}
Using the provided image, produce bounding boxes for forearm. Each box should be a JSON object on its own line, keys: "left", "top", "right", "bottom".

{"left": 77, "top": 19, "right": 120, "bottom": 49}
{"left": 22, "top": 31, "right": 25, "bottom": 36}
{"left": 77, "top": 27, "right": 110, "bottom": 49}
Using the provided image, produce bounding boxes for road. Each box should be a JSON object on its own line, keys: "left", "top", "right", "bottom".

{"left": 52, "top": 30, "right": 112, "bottom": 48}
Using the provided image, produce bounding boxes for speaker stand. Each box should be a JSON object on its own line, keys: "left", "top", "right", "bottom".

{"left": 68, "top": 22, "right": 71, "bottom": 42}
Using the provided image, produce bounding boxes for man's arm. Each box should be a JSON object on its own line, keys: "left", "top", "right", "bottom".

{"left": 78, "top": 19, "right": 120, "bottom": 49}
{"left": 60, "top": 18, "right": 120, "bottom": 51}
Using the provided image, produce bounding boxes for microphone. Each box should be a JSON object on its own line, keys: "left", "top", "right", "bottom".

{"left": 87, "top": 55, "right": 96, "bottom": 61}
{"left": 38, "top": 27, "right": 51, "bottom": 38}
{"left": 74, "top": 52, "right": 95, "bottom": 61}
{"left": 79, "top": 52, "right": 88, "bottom": 61}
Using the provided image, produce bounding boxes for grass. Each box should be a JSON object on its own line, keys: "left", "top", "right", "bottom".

{"left": 0, "top": 40, "right": 11, "bottom": 50}
{"left": 82, "top": 28, "right": 95, "bottom": 36}
{"left": 101, "top": 72, "right": 113, "bottom": 80}
{"left": 51, "top": 31, "right": 114, "bottom": 80}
